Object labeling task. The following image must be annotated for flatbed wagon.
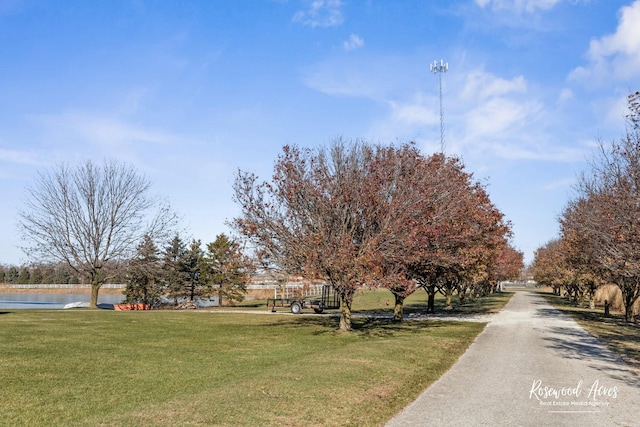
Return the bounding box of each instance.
[267,285,340,314]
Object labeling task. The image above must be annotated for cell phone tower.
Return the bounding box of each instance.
[430,59,448,152]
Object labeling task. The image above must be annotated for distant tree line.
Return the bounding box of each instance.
[0,262,85,285]
[233,139,524,331]
[533,92,640,322]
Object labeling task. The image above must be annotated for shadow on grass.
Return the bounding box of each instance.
[234,290,512,319]
[260,314,463,339]
[350,316,445,338]
[355,291,512,317]
[231,301,266,308]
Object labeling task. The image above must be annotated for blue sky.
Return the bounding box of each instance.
[1,0,640,266]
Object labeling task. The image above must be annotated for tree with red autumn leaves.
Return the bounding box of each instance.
[533,239,565,296]
[233,140,380,331]
[395,153,516,314]
[434,175,512,308]
[233,139,514,329]
[358,147,460,320]
[556,93,640,320]
[490,244,525,292]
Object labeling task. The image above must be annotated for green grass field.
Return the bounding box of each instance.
[0,290,511,426]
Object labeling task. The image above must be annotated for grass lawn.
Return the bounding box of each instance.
[0,290,511,427]
[539,292,640,371]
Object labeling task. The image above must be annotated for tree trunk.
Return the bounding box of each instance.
[445,290,453,309]
[90,283,100,308]
[425,285,435,313]
[458,289,466,305]
[623,293,635,322]
[576,288,585,306]
[619,278,640,322]
[339,296,352,332]
[393,294,405,322]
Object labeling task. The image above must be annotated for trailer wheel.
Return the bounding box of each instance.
[313,307,324,314]
[290,302,302,314]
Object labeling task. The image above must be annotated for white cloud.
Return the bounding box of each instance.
[303,69,375,98]
[388,100,438,127]
[0,147,43,165]
[384,89,440,130]
[476,139,584,161]
[589,1,640,60]
[465,97,533,137]
[570,0,640,84]
[369,68,565,161]
[598,94,631,129]
[292,0,344,28]
[460,70,527,102]
[301,58,395,99]
[540,177,575,191]
[450,69,587,162]
[0,146,48,181]
[343,34,363,51]
[558,88,573,103]
[303,54,579,163]
[29,111,195,171]
[301,53,434,101]
[474,0,564,13]
[457,70,542,144]
[38,112,177,147]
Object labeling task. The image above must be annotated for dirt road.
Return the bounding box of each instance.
[386,291,639,426]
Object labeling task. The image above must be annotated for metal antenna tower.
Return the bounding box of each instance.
[430,59,448,152]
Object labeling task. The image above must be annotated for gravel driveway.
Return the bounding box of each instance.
[386,291,639,426]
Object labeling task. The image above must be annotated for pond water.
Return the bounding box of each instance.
[0,293,219,309]
[0,293,125,309]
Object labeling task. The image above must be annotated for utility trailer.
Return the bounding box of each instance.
[267,285,340,314]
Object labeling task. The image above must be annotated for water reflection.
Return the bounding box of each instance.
[0,293,125,309]
[0,293,219,309]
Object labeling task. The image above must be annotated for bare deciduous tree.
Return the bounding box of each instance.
[18,159,176,307]
[559,93,640,320]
